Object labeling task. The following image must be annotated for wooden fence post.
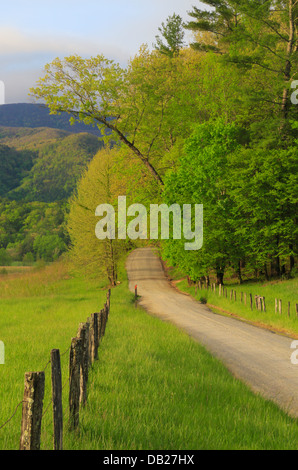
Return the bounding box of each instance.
[258,296,263,311]
[275,299,278,314]
[105,301,109,323]
[279,299,282,315]
[135,285,138,302]
[97,312,102,344]
[69,337,82,431]
[20,371,45,450]
[250,294,253,310]
[107,289,111,312]
[219,284,222,297]
[101,307,107,337]
[288,302,291,318]
[296,304,298,318]
[244,293,247,305]
[90,313,99,363]
[51,349,63,450]
[77,323,89,406]
[262,297,266,313]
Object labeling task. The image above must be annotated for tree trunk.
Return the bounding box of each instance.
[289,244,295,274]
[264,263,270,281]
[236,260,242,284]
[216,267,224,286]
[281,0,296,120]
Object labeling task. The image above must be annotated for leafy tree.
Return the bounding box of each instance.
[67,148,127,284]
[226,145,298,278]
[30,48,205,188]
[163,119,247,284]
[30,54,163,186]
[186,0,298,125]
[33,234,67,262]
[0,248,12,266]
[154,13,185,57]
[185,0,240,53]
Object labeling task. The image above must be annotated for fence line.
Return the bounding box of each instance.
[0,288,111,451]
[196,282,297,318]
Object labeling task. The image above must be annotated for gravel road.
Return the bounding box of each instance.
[126,247,298,418]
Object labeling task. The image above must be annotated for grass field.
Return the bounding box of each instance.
[0,260,298,450]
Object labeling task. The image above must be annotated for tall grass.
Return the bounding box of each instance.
[0,262,298,450]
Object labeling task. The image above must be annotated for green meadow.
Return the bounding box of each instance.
[0,261,298,450]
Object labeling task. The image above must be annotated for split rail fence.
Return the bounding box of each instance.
[195,281,298,318]
[0,289,111,451]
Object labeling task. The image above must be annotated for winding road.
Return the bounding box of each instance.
[126,247,298,418]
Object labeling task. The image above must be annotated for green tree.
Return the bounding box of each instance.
[0,248,12,266]
[186,0,298,125]
[185,0,240,53]
[154,13,185,57]
[226,145,298,278]
[67,148,127,284]
[30,47,205,188]
[33,234,66,262]
[163,119,247,284]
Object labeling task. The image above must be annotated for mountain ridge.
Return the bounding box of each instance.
[0,103,103,136]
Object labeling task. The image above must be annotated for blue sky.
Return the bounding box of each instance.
[0,1,205,103]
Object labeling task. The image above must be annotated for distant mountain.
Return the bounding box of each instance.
[0,126,71,150]
[0,126,103,202]
[0,103,103,136]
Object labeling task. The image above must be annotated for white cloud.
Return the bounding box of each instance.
[0,0,205,102]
[0,26,129,59]
[0,27,133,102]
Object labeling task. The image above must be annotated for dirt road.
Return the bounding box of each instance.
[126,247,298,418]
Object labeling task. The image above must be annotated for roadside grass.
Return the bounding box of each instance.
[0,260,298,450]
[174,277,298,338]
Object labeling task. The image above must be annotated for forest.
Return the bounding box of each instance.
[4,0,298,284]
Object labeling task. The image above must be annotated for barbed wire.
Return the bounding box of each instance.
[0,345,71,432]
[0,400,24,431]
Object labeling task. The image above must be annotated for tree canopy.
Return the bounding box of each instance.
[24,3,298,282]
